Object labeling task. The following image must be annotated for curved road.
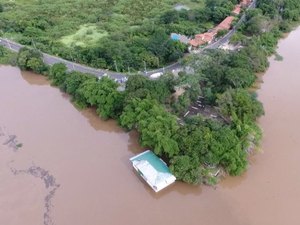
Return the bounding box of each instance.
[0,38,126,80]
[0,0,255,80]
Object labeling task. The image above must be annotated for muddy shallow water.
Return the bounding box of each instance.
[1,27,300,225]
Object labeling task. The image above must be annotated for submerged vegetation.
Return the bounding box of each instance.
[2,0,300,185]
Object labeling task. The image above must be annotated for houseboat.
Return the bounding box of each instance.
[130,150,176,192]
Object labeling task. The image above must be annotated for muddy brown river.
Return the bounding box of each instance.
[1,27,300,225]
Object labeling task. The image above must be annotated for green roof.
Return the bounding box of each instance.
[130,150,170,173]
[130,150,176,192]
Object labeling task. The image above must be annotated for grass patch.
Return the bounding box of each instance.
[60,24,108,47]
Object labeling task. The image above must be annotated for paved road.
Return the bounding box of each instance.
[0,38,126,80]
[149,0,256,73]
[0,0,256,80]
[0,37,183,79]
[0,32,235,79]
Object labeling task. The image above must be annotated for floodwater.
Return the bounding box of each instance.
[1,27,300,225]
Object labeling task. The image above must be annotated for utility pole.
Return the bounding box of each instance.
[144,61,147,75]
[6,38,12,50]
[31,38,37,49]
[114,60,119,72]
[69,53,75,70]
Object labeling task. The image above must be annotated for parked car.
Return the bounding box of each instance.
[149,72,163,79]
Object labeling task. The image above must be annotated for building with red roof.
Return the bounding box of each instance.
[188,0,250,49]
[189,31,216,48]
[232,4,242,15]
[189,38,205,48]
[195,32,215,44]
[241,0,252,7]
[215,16,235,32]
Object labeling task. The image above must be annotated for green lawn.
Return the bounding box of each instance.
[60,24,108,47]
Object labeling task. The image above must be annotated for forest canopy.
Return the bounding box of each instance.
[0,0,238,71]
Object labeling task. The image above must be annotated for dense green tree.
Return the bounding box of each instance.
[225,67,255,88]
[48,63,68,86]
[175,118,212,162]
[160,10,180,24]
[147,28,173,63]
[120,98,179,158]
[17,47,46,73]
[63,71,92,96]
[172,92,191,115]
[245,15,272,35]
[216,88,264,121]
[76,77,123,119]
[175,116,248,175]
[209,125,247,175]
[0,45,17,65]
[206,0,234,23]
[239,45,269,73]
[0,46,5,57]
[26,57,46,74]
[253,31,281,55]
[170,155,202,184]
[125,75,148,94]
[125,74,173,103]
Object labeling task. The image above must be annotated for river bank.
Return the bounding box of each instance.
[2,0,300,185]
[1,25,300,225]
[220,25,300,225]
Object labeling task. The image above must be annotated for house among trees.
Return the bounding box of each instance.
[215,16,235,32]
[189,32,216,48]
[232,0,253,15]
[195,32,216,44]
[241,0,252,7]
[188,0,253,49]
[189,15,235,49]
[232,4,242,15]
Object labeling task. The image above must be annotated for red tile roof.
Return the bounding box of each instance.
[241,0,252,6]
[189,0,250,48]
[195,32,215,43]
[215,16,235,31]
[232,4,241,15]
[189,38,205,47]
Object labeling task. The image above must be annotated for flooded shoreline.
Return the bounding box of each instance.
[1,26,300,225]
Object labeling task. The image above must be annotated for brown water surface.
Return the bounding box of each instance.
[1,26,300,225]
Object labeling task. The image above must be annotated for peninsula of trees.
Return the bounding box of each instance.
[1,0,300,185]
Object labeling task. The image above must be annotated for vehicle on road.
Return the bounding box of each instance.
[149,72,163,79]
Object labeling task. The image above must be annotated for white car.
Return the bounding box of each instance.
[149,72,163,79]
